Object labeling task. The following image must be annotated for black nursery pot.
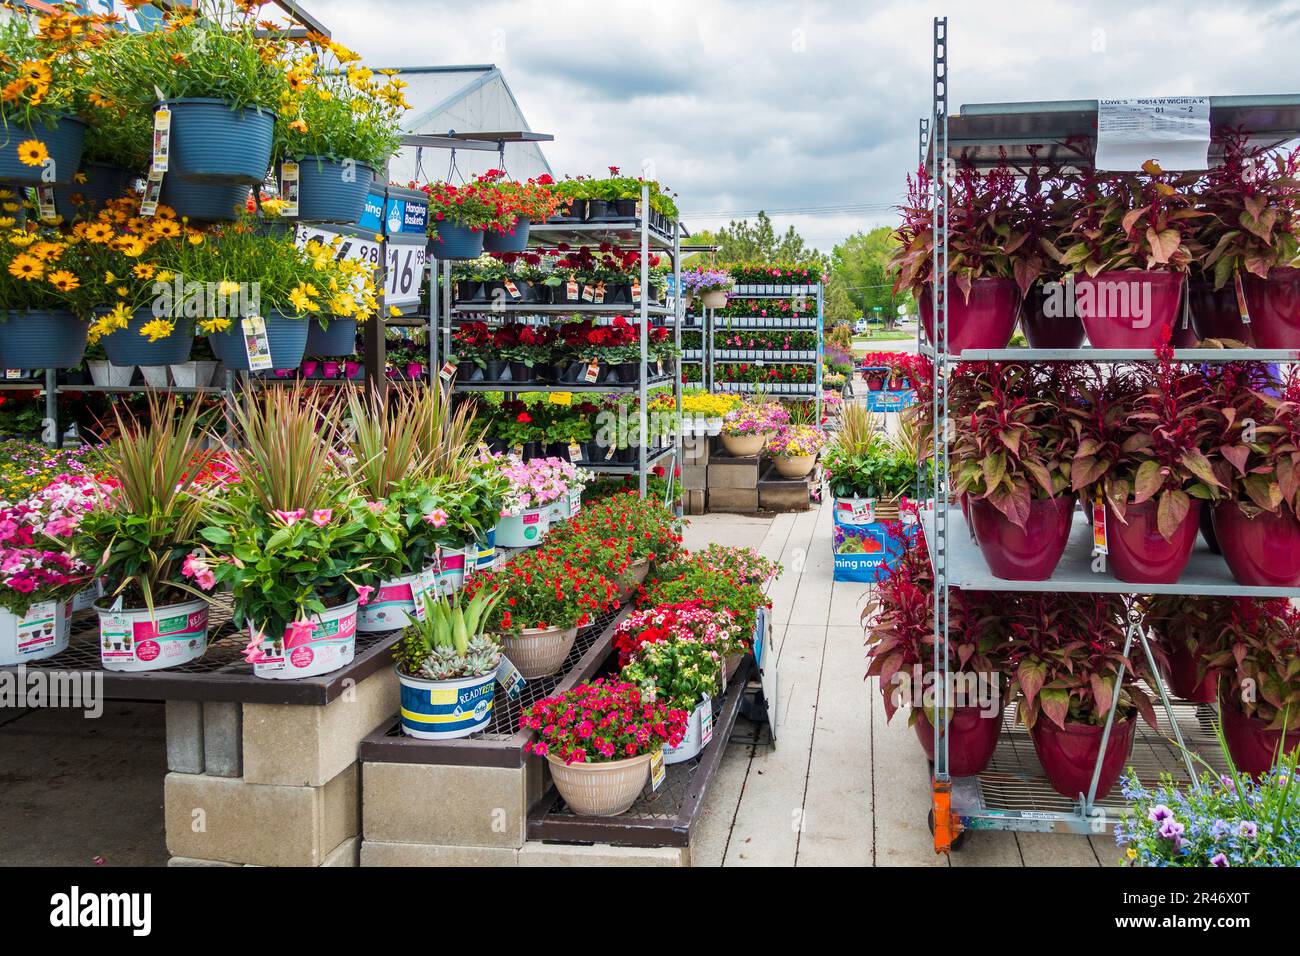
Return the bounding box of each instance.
[520,441,545,462]
[464,363,486,382]
[608,283,632,304]
[616,446,639,464]
[551,198,587,222]
[509,361,534,383]
[583,440,609,464]
[614,199,638,218]
[483,359,509,382]
[487,439,509,455]
[455,281,484,303]
[545,442,571,462]
[614,362,641,383]
[587,199,613,220]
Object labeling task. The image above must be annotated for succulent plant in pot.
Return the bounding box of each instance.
[950,362,1077,580]
[1068,361,1224,584]
[1008,592,1161,799]
[393,589,505,739]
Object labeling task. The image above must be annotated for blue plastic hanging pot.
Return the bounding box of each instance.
[207,312,308,370]
[482,218,531,253]
[0,311,89,368]
[165,99,274,185]
[428,221,484,260]
[54,162,136,221]
[285,156,374,224]
[161,177,251,222]
[305,317,357,357]
[0,115,86,186]
[100,311,194,367]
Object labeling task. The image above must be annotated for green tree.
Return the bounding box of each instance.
[685,211,827,272]
[827,226,911,329]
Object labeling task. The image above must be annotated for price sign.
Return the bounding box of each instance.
[295,226,427,310]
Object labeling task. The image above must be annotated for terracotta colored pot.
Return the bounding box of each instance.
[913,705,1002,777]
[501,625,578,678]
[1189,279,1253,345]
[1162,639,1216,704]
[968,494,1075,581]
[918,277,1019,353]
[774,453,816,479]
[1075,271,1184,349]
[1105,497,1200,585]
[1240,267,1300,349]
[546,751,650,816]
[1213,500,1300,588]
[1220,693,1300,777]
[1029,715,1136,799]
[721,432,764,457]
[1019,285,1086,348]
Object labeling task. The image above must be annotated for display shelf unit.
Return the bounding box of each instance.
[431,184,684,503]
[912,17,1300,853]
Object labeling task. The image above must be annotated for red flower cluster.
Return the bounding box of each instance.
[520,678,688,764]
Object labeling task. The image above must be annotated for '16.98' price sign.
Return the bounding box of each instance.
[294,226,427,310]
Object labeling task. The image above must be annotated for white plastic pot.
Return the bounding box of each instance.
[496,506,551,548]
[834,496,877,527]
[705,417,723,436]
[250,599,358,680]
[95,597,209,672]
[356,565,435,633]
[87,360,134,387]
[0,599,73,665]
[663,696,713,765]
[546,487,583,524]
[397,666,498,739]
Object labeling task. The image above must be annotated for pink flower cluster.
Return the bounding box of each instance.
[181,551,216,591]
[720,401,790,438]
[0,547,89,597]
[495,454,586,515]
[0,473,110,546]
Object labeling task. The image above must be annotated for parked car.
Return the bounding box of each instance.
[853,319,869,335]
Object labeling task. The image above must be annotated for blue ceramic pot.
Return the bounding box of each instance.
[207,312,308,370]
[100,312,194,367]
[428,221,484,260]
[54,162,137,220]
[482,218,531,253]
[161,177,251,222]
[0,115,86,186]
[286,156,374,224]
[305,317,357,357]
[165,98,274,185]
[0,311,88,368]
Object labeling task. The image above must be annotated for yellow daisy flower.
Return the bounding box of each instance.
[47,269,79,292]
[8,254,44,280]
[16,140,49,167]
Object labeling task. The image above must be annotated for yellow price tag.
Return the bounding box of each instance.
[549,391,573,406]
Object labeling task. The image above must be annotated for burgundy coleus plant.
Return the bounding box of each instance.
[1068,360,1224,540]
[1208,363,1300,515]
[949,362,1075,528]
[1006,592,1160,730]
[1201,598,1300,729]
[862,527,1006,725]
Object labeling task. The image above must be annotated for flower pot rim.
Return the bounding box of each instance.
[514,624,578,637]
[287,154,376,173]
[93,594,207,615]
[545,750,653,771]
[395,666,497,689]
[12,112,86,131]
[159,97,277,117]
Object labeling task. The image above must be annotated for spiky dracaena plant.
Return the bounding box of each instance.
[74,394,217,612]
[405,380,487,482]
[345,384,430,500]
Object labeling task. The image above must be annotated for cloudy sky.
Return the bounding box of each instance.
[310,0,1300,253]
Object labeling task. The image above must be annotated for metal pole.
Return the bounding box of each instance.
[815,281,824,420]
[673,216,683,516]
[43,368,58,449]
[638,184,650,498]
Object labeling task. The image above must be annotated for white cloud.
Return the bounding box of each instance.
[309,0,1300,252]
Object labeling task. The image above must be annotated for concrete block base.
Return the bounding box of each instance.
[708,487,759,513]
[359,839,690,867]
[707,453,759,491]
[362,759,530,849]
[684,489,706,515]
[758,468,813,512]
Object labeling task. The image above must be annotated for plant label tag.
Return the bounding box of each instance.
[1092,496,1108,554]
[699,694,714,746]
[568,488,582,515]
[280,161,300,217]
[140,168,164,217]
[4,369,19,380]
[495,654,526,699]
[631,279,641,303]
[1095,97,1211,171]
[649,747,666,791]
[439,360,457,383]
[151,105,171,173]
[503,278,521,299]
[412,569,437,619]
[16,601,57,656]
[566,280,579,301]
[581,283,595,302]
[240,315,274,371]
[635,200,643,219]
[35,185,55,221]
[584,359,600,383]
[852,498,874,521]
[593,281,606,304]
[1234,272,1251,324]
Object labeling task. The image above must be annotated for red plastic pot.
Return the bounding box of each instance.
[913,705,1002,777]
[1240,267,1300,349]
[1019,283,1086,348]
[968,494,1075,581]
[1169,318,1199,348]
[866,375,884,391]
[1030,714,1136,799]
[918,277,1019,353]
[1105,497,1200,585]
[1189,279,1254,345]
[1220,693,1300,777]
[1162,640,1216,704]
[1075,271,1184,349]
[1212,501,1300,588]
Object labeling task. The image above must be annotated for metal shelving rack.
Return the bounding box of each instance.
[704,281,824,419]
[917,16,1300,851]
[431,184,684,503]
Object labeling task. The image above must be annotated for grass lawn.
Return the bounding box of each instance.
[852,331,913,343]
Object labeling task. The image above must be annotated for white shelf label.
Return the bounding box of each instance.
[1095,97,1211,171]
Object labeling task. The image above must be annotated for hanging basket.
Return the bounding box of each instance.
[161,177,252,222]
[54,162,136,221]
[100,312,195,367]
[428,221,485,260]
[207,312,308,371]
[482,217,531,253]
[283,156,374,224]
[304,317,357,357]
[165,98,275,185]
[0,310,89,369]
[0,115,86,186]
